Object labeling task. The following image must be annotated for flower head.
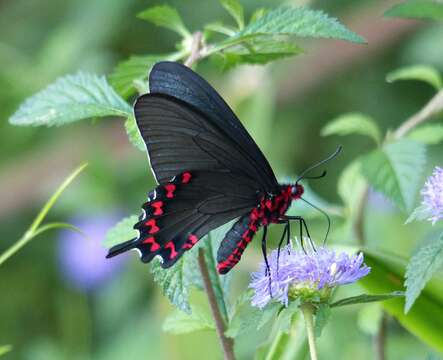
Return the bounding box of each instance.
[421,166,443,225]
[250,242,370,308]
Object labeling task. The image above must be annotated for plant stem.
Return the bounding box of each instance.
[394,89,443,139]
[184,31,203,67]
[374,313,387,360]
[300,303,318,360]
[0,163,87,266]
[198,249,236,360]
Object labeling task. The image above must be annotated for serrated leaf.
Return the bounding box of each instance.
[202,224,235,322]
[138,5,190,37]
[321,112,381,144]
[405,204,431,224]
[407,124,443,144]
[314,304,330,337]
[125,116,145,151]
[386,64,442,90]
[385,0,443,21]
[103,215,139,248]
[330,292,404,307]
[225,295,281,338]
[204,22,236,37]
[151,247,201,314]
[405,232,443,313]
[231,6,365,44]
[220,0,244,29]
[218,39,302,70]
[162,304,215,334]
[360,139,426,212]
[360,249,443,353]
[109,55,162,98]
[9,72,131,127]
[277,300,300,333]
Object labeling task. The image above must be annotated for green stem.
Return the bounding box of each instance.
[0,163,87,266]
[300,303,318,360]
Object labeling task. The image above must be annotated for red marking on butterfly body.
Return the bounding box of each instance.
[143,236,161,252]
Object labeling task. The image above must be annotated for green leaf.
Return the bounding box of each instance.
[150,248,201,314]
[359,249,443,353]
[225,294,281,338]
[330,292,404,307]
[249,8,267,23]
[103,215,139,249]
[0,345,12,357]
[232,6,365,44]
[321,112,381,144]
[386,64,442,90]
[109,55,161,98]
[138,5,190,37]
[314,304,330,337]
[125,116,145,151]
[9,72,131,127]
[405,204,431,224]
[220,0,244,29]
[202,224,235,322]
[277,300,300,333]
[405,232,443,313]
[217,38,302,69]
[360,139,426,212]
[407,124,443,144]
[385,0,443,21]
[162,304,215,334]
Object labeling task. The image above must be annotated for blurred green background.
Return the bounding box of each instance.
[1,0,443,359]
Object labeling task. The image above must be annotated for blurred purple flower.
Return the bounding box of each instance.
[58,213,127,292]
[250,243,370,308]
[421,166,443,225]
[368,188,395,212]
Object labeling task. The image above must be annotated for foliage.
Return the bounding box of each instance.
[404,232,443,313]
[386,64,442,90]
[385,0,443,21]
[9,73,131,127]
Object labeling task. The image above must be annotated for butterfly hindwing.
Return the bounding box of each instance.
[108,171,259,268]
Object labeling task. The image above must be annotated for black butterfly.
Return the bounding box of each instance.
[107,61,338,274]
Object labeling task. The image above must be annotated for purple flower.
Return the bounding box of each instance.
[421,166,443,225]
[58,213,127,292]
[250,243,370,308]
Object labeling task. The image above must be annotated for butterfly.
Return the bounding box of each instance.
[106,61,339,274]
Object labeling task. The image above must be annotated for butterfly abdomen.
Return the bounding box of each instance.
[217,212,261,274]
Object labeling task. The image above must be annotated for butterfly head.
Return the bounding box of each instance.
[291,184,304,200]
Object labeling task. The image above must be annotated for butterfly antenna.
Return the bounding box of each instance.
[300,197,331,245]
[296,146,342,184]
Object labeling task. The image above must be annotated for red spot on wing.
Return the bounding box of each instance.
[164,241,178,259]
[143,236,160,252]
[145,219,160,234]
[182,234,199,250]
[164,184,176,198]
[181,172,192,184]
[151,201,164,215]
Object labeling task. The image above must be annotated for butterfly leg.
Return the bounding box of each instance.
[276,221,289,274]
[261,226,272,296]
[284,216,316,252]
